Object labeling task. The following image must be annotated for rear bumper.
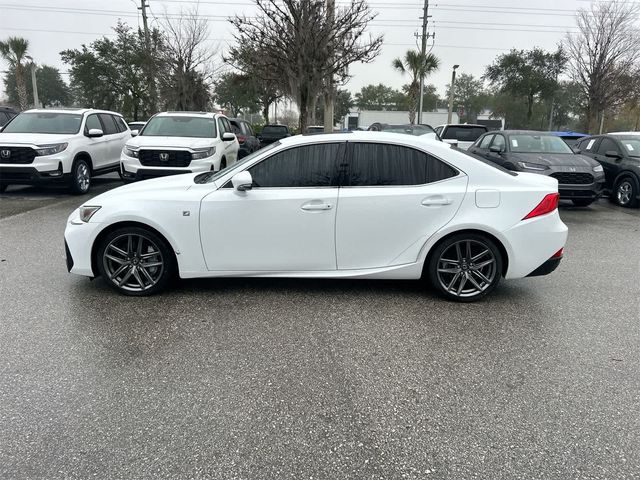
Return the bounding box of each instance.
[526,256,562,277]
[0,165,69,185]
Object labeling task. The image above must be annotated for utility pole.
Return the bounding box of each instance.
[417,0,432,125]
[324,0,335,133]
[447,64,459,124]
[139,0,157,116]
[30,62,39,108]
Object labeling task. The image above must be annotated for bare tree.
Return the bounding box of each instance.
[229,0,382,131]
[565,1,640,133]
[160,8,222,110]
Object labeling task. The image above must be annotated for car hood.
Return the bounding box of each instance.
[506,152,598,167]
[90,173,200,204]
[127,136,215,149]
[0,132,77,145]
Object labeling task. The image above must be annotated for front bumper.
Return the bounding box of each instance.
[121,155,212,181]
[558,181,605,200]
[65,210,105,277]
[0,164,69,185]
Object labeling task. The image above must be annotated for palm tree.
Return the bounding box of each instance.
[0,37,30,110]
[392,50,440,124]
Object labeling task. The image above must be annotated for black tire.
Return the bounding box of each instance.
[69,158,91,195]
[0,183,7,193]
[427,233,503,302]
[613,175,639,208]
[572,199,594,207]
[219,157,227,171]
[96,226,176,296]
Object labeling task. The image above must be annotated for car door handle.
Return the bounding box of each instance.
[301,203,333,211]
[422,197,452,206]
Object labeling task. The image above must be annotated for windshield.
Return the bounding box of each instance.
[508,134,573,154]
[194,142,281,184]
[619,137,640,157]
[442,126,487,142]
[383,125,435,136]
[263,126,288,134]
[141,116,217,138]
[2,112,82,134]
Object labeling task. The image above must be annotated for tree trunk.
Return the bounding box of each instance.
[15,65,28,111]
[408,83,418,124]
[262,99,270,124]
[526,93,534,126]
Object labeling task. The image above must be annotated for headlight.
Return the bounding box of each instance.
[593,165,603,173]
[192,147,215,160]
[35,143,68,156]
[517,161,548,171]
[123,146,139,158]
[79,205,101,222]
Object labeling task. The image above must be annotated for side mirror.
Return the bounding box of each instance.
[231,171,253,191]
[131,129,139,137]
[87,128,104,138]
[605,150,621,159]
[222,132,236,142]
[489,145,503,154]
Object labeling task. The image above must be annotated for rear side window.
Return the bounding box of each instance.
[442,126,487,142]
[249,143,342,188]
[98,114,118,135]
[345,143,457,187]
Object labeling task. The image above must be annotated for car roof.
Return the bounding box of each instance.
[22,108,124,116]
[548,131,587,137]
[439,124,487,128]
[499,130,559,136]
[608,131,640,136]
[154,111,219,118]
[279,130,447,147]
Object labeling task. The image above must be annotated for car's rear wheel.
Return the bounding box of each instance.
[572,199,593,207]
[427,233,502,302]
[614,176,639,208]
[70,158,91,195]
[0,183,7,193]
[96,227,176,296]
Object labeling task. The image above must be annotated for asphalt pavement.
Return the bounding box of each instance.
[1,180,639,479]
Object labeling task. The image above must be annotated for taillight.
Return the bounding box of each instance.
[551,247,564,259]
[237,135,246,144]
[523,193,559,220]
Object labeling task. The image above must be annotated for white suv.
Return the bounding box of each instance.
[121,111,239,181]
[0,108,131,194]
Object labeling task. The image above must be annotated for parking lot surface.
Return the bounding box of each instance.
[1,182,639,479]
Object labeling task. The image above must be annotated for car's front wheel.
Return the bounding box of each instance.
[614,176,639,208]
[70,158,91,195]
[427,233,503,302]
[96,227,176,296]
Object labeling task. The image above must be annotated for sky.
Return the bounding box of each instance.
[0,0,607,100]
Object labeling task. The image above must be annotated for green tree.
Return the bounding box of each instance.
[4,65,71,107]
[355,84,405,110]
[214,72,259,117]
[420,84,440,112]
[315,89,354,124]
[392,50,440,124]
[484,47,566,127]
[445,73,487,122]
[0,37,30,110]
[61,22,164,120]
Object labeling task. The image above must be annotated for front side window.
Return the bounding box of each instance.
[596,137,619,155]
[3,112,82,135]
[218,118,228,135]
[508,134,573,154]
[248,143,342,188]
[478,134,494,149]
[617,137,640,158]
[491,135,506,151]
[85,114,102,132]
[345,142,457,187]
[141,116,217,138]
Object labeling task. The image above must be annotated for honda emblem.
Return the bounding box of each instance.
[0,149,10,159]
[159,153,169,162]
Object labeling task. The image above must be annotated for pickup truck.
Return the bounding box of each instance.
[258,124,291,146]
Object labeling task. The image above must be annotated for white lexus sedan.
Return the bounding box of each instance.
[65,132,568,302]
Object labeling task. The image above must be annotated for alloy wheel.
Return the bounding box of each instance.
[436,239,498,298]
[76,162,90,192]
[102,233,165,292]
[617,180,633,206]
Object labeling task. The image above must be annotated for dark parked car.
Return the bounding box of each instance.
[127,121,146,134]
[229,118,260,158]
[574,133,640,208]
[434,124,489,150]
[258,124,291,146]
[0,106,18,127]
[549,131,587,148]
[469,130,605,206]
[367,123,440,140]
